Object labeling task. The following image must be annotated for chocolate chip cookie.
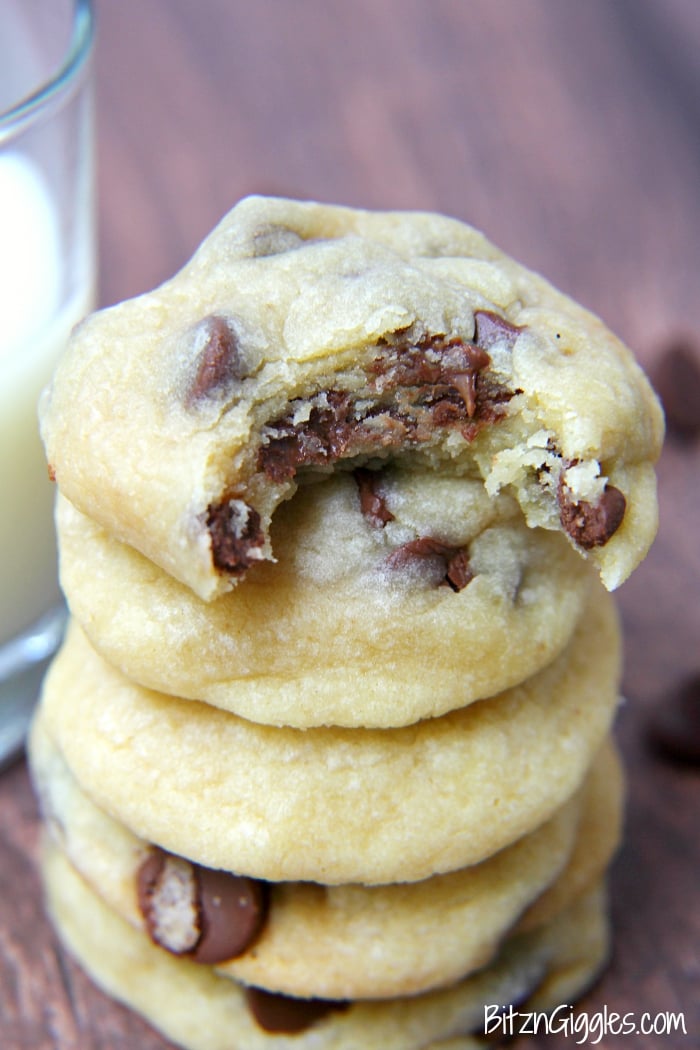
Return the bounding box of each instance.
[37,583,620,886]
[41,838,610,1050]
[55,469,594,728]
[40,197,663,602]
[31,718,620,999]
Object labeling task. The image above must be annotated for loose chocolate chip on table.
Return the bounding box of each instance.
[647,674,700,765]
[653,338,700,439]
[137,848,268,963]
[558,481,626,549]
[245,986,348,1034]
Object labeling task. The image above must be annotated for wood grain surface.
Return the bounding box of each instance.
[1,1,698,1047]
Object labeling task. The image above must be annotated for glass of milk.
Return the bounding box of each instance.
[0,0,95,768]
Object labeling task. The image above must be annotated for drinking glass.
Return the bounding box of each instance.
[0,0,95,768]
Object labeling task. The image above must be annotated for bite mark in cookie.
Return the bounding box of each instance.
[207,323,518,580]
[256,332,512,486]
[188,307,629,587]
[40,198,663,599]
[137,848,268,964]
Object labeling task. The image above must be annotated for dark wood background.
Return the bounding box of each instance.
[1,1,698,1047]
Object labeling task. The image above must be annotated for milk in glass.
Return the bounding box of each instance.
[0,153,90,646]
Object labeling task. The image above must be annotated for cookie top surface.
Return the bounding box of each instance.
[32,718,617,998]
[56,468,594,727]
[38,585,620,885]
[41,196,663,600]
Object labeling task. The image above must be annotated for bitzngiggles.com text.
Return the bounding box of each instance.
[483,1003,688,1044]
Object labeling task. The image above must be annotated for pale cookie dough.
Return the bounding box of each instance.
[520,887,611,1016]
[517,736,624,933]
[41,840,610,1050]
[40,196,663,602]
[37,586,620,885]
[31,722,619,998]
[55,469,594,728]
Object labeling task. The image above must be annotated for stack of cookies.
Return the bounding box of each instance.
[30,197,663,1050]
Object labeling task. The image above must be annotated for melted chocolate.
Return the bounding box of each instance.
[192,867,269,964]
[558,481,626,549]
[387,536,474,592]
[186,315,248,404]
[473,310,523,350]
[137,848,268,964]
[212,318,520,576]
[257,334,512,484]
[353,467,394,527]
[245,987,348,1034]
[207,499,265,575]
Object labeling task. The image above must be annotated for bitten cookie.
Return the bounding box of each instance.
[55,468,594,728]
[41,197,663,602]
[41,839,610,1050]
[37,583,620,885]
[31,720,620,998]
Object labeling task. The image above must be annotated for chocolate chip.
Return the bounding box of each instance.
[245,987,348,1034]
[186,315,248,405]
[558,481,626,549]
[249,223,306,257]
[257,336,510,483]
[654,338,700,440]
[443,548,474,592]
[191,867,269,965]
[387,537,474,592]
[372,336,490,400]
[353,467,394,527]
[207,498,265,576]
[137,849,268,963]
[473,310,522,350]
[258,392,359,483]
[137,850,200,955]
[647,674,700,765]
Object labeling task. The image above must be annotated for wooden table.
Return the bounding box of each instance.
[1,1,698,1046]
